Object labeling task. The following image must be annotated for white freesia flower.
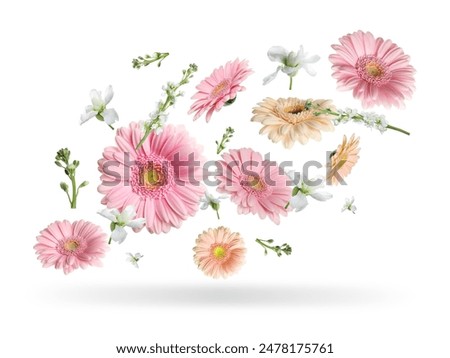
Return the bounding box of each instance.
[80,85,119,126]
[286,171,332,212]
[98,205,146,244]
[126,253,143,268]
[263,45,320,89]
[342,197,357,214]
[200,191,227,219]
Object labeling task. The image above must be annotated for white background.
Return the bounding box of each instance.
[0,0,448,357]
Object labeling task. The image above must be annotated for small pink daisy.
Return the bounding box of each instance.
[193,226,246,279]
[329,30,415,108]
[98,123,205,234]
[34,220,108,275]
[188,58,253,122]
[216,148,291,224]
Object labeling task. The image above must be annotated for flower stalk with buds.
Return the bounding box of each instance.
[55,148,88,209]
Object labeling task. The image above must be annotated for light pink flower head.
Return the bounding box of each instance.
[189,58,253,122]
[329,30,415,108]
[193,226,246,279]
[34,220,108,275]
[98,123,205,234]
[216,148,291,224]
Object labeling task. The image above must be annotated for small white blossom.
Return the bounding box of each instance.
[126,253,143,268]
[286,171,332,212]
[80,85,119,126]
[98,205,146,244]
[200,190,227,219]
[263,45,320,87]
[342,197,357,214]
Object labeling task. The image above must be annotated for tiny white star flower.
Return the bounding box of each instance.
[200,191,227,219]
[126,253,143,268]
[286,171,332,212]
[342,197,357,214]
[80,85,119,126]
[98,205,146,244]
[263,45,320,87]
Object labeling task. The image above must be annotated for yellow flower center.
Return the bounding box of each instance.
[211,80,230,98]
[366,61,383,77]
[64,240,79,252]
[213,246,227,260]
[142,168,163,190]
[248,175,264,191]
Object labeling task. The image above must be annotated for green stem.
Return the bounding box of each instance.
[289,77,293,90]
[136,130,150,150]
[108,236,112,245]
[70,175,77,209]
[285,202,290,209]
[256,238,272,251]
[386,124,410,136]
[108,124,114,130]
[216,210,220,220]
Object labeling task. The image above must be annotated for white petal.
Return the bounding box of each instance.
[118,205,136,223]
[80,111,97,125]
[135,253,143,259]
[90,89,103,108]
[126,218,146,229]
[200,202,209,210]
[262,67,281,85]
[310,191,333,201]
[290,194,308,212]
[267,46,288,62]
[281,66,298,76]
[98,208,118,221]
[111,226,127,244]
[85,105,94,112]
[303,54,320,64]
[104,85,114,105]
[302,64,317,76]
[102,108,119,125]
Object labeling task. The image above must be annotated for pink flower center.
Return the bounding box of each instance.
[57,237,86,255]
[131,154,174,199]
[356,56,391,86]
[240,175,272,197]
[210,79,230,99]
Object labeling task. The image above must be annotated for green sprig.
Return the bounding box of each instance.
[215,127,235,154]
[255,238,292,257]
[136,63,198,150]
[132,52,169,69]
[55,148,88,209]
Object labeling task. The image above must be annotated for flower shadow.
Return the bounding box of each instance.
[50,283,396,308]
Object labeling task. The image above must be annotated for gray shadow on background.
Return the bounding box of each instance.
[43,283,399,307]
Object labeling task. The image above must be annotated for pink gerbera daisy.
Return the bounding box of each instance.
[188,58,253,122]
[34,220,108,274]
[98,123,205,234]
[329,30,415,108]
[216,148,291,224]
[193,226,246,279]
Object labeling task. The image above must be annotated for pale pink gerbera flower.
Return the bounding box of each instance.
[193,227,246,279]
[188,59,253,122]
[34,220,108,274]
[329,30,415,108]
[216,148,291,224]
[98,123,205,234]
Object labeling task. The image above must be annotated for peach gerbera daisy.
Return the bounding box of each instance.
[329,30,415,108]
[251,98,334,148]
[188,58,253,122]
[193,227,246,279]
[327,134,360,186]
